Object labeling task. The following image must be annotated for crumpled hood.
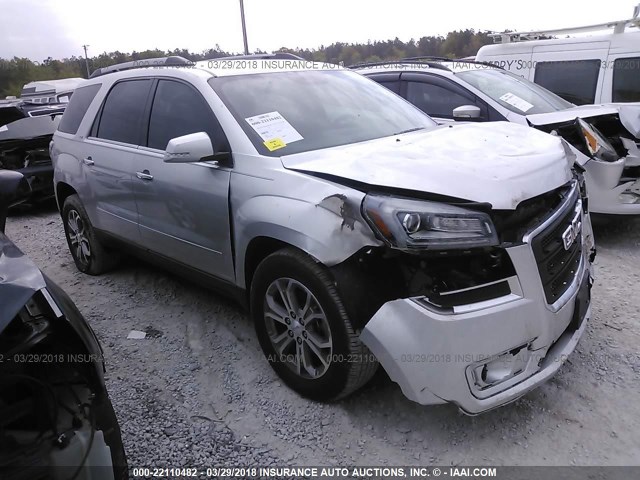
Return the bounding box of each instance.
[0,232,46,331]
[526,105,620,127]
[282,122,571,210]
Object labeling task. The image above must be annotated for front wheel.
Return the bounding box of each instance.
[250,248,378,401]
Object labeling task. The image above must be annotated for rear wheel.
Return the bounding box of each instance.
[62,195,119,275]
[250,248,378,401]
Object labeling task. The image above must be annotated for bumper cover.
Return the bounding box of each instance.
[361,197,594,414]
[585,156,640,215]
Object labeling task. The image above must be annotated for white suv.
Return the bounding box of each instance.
[358,58,640,214]
[51,55,594,414]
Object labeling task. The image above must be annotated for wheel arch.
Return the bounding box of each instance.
[55,181,78,214]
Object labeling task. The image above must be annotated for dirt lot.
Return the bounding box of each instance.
[6,203,640,468]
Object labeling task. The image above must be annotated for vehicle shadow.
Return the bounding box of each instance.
[8,197,59,218]
[339,363,569,458]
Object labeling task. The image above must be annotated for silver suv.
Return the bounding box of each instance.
[51,55,595,414]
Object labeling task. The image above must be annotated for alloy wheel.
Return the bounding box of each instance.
[263,277,333,379]
[67,209,91,268]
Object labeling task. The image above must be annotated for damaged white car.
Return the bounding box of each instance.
[357,59,640,214]
[51,56,595,414]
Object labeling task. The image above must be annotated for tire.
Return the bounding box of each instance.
[250,248,378,401]
[62,195,119,275]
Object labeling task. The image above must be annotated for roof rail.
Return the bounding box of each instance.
[220,53,305,60]
[402,56,503,69]
[490,3,640,43]
[89,56,195,79]
[350,56,502,71]
[349,59,452,71]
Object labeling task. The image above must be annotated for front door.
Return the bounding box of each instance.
[132,79,235,282]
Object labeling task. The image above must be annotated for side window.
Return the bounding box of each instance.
[534,60,600,105]
[377,81,401,95]
[96,79,152,145]
[147,80,218,150]
[613,57,640,102]
[406,82,475,119]
[58,84,101,134]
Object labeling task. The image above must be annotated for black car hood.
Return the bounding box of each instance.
[0,232,46,331]
[0,114,61,146]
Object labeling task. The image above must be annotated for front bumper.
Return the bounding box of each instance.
[585,155,640,214]
[361,192,595,415]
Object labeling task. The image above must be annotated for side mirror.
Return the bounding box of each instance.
[453,105,482,120]
[0,171,31,233]
[163,132,215,163]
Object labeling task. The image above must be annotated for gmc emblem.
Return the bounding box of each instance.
[562,210,582,250]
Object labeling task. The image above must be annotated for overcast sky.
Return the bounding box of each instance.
[0,0,636,61]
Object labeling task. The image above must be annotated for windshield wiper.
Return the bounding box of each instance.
[393,127,426,136]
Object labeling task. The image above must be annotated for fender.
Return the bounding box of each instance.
[230,167,382,289]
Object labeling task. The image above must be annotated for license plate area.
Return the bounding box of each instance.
[568,270,591,332]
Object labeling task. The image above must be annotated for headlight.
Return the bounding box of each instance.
[578,118,618,162]
[362,194,498,250]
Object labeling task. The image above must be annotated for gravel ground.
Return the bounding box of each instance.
[5,203,640,469]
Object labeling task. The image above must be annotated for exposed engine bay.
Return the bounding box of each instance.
[333,179,594,326]
[533,114,640,210]
[0,115,60,201]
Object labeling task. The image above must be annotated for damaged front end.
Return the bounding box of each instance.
[532,113,640,214]
[349,179,595,414]
[0,115,61,202]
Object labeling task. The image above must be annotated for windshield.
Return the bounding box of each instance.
[456,68,575,115]
[209,70,436,156]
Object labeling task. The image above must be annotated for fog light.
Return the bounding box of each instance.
[471,345,531,389]
[619,192,640,204]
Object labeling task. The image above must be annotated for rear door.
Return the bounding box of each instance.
[82,79,152,242]
[132,78,235,282]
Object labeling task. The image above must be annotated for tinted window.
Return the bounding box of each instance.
[96,80,152,144]
[148,80,217,150]
[58,84,101,134]
[406,82,472,118]
[613,57,640,102]
[378,81,401,95]
[534,60,600,105]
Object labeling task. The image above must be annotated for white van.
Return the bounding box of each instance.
[476,5,640,105]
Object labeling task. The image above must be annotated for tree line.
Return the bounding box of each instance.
[0,29,492,97]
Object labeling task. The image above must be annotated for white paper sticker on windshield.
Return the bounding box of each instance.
[499,93,534,113]
[245,111,303,145]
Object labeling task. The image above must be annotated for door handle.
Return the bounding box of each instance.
[136,170,154,181]
[82,156,94,166]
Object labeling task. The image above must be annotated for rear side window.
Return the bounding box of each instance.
[534,60,600,105]
[613,57,640,102]
[406,82,473,118]
[96,79,152,144]
[58,84,101,134]
[147,80,218,150]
